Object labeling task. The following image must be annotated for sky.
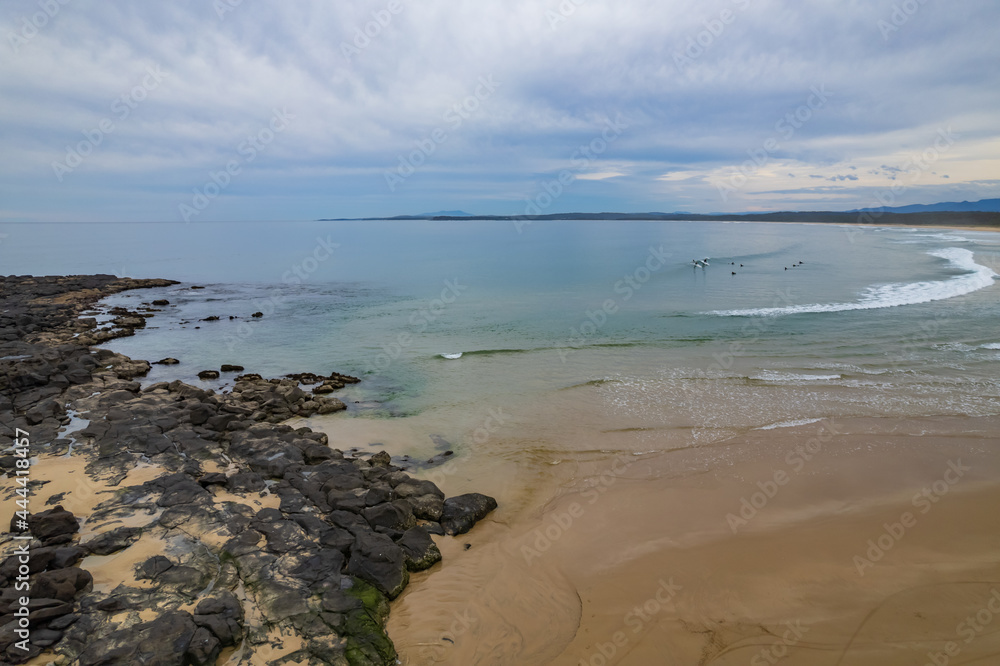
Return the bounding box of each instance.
[1,0,999,222]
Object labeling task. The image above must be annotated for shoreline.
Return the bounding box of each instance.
[0,275,495,665]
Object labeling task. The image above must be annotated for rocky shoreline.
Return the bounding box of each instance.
[0,275,497,665]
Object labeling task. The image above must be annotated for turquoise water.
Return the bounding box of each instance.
[3,220,999,455]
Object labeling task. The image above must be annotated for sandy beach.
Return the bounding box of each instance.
[374,414,1000,664]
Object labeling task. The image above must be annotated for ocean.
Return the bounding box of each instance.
[3,219,999,464]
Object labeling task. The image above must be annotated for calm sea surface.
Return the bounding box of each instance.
[3,220,999,458]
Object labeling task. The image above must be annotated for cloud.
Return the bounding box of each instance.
[0,0,998,221]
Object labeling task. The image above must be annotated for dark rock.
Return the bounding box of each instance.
[440,493,498,536]
[198,472,228,487]
[51,546,85,569]
[152,299,170,306]
[201,316,220,322]
[187,626,221,665]
[220,364,244,372]
[24,506,78,541]
[136,555,174,580]
[77,610,197,666]
[398,526,442,571]
[394,479,445,499]
[251,311,263,318]
[226,471,265,493]
[31,568,92,602]
[346,532,409,599]
[156,476,211,507]
[369,450,392,467]
[154,357,180,365]
[82,526,142,556]
[197,370,220,380]
[363,501,416,532]
[406,494,445,521]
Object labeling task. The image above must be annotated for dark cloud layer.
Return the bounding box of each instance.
[1,0,998,221]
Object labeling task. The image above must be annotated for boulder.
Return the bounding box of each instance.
[440,493,498,536]
[197,370,219,380]
[24,506,78,542]
[154,358,180,365]
[398,526,442,571]
[346,532,409,599]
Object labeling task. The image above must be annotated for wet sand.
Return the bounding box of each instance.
[373,415,1000,665]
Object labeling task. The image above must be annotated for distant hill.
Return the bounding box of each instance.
[849,198,1000,213]
[416,210,473,217]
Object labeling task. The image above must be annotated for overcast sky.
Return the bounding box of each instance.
[2,0,998,222]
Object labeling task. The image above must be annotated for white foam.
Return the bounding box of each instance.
[440,353,463,359]
[751,371,841,382]
[756,418,824,430]
[712,248,997,317]
[981,343,1000,350]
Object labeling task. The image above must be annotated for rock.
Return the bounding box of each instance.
[347,532,409,599]
[398,526,442,571]
[406,493,445,521]
[440,493,498,536]
[154,357,180,365]
[31,568,92,602]
[201,316,220,322]
[220,364,244,372]
[188,402,215,425]
[136,555,174,580]
[77,610,198,666]
[363,502,416,532]
[369,451,391,467]
[197,370,219,380]
[152,299,170,306]
[198,472,228,487]
[394,479,445,500]
[81,526,142,556]
[194,589,243,647]
[226,472,265,493]
[187,626,221,665]
[156,477,211,507]
[251,311,263,318]
[23,506,78,542]
[317,397,347,414]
